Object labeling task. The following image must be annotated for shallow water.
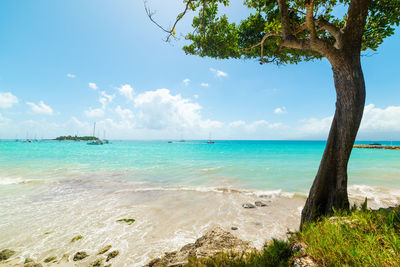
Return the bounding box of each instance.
[1,140,399,266]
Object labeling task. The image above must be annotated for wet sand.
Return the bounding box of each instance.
[1,179,399,266]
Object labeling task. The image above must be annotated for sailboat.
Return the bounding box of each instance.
[87,123,103,145]
[207,133,215,144]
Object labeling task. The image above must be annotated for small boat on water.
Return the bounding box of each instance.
[87,140,104,145]
[206,133,215,144]
[87,123,103,145]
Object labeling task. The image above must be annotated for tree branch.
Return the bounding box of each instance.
[277,0,292,39]
[277,1,313,52]
[316,18,343,49]
[293,23,308,35]
[243,32,281,63]
[306,0,317,41]
[277,0,338,61]
[280,36,311,51]
[288,7,306,16]
[144,0,193,42]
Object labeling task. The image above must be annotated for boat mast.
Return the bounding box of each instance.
[92,122,96,140]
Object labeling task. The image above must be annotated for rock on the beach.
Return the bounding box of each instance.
[71,235,83,242]
[289,242,306,254]
[24,258,34,264]
[98,245,112,255]
[24,260,43,267]
[146,226,253,266]
[24,263,43,267]
[242,203,256,209]
[87,258,103,267]
[255,201,268,207]
[43,256,57,263]
[293,256,318,267]
[73,251,89,261]
[231,226,238,230]
[106,250,119,262]
[0,249,15,261]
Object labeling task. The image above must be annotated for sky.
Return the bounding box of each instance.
[0,0,399,140]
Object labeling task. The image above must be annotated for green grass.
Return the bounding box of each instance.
[181,204,400,266]
[295,205,400,266]
[186,239,291,267]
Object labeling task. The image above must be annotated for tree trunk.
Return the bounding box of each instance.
[300,54,366,228]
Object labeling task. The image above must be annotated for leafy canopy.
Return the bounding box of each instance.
[169,0,400,65]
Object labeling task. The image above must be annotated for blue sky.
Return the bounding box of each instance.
[0,0,399,140]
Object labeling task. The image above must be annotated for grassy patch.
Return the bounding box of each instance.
[295,205,400,266]
[185,239,291,267]
[180,205,400,266]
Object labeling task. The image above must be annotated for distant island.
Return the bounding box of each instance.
[54,135,99,141]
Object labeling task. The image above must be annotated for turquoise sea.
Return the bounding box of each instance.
[1,140,400,192]
[1,140,400,266]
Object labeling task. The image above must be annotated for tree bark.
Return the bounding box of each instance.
[300,54,366,228]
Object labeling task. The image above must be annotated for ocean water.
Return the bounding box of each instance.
[1,140,400,266]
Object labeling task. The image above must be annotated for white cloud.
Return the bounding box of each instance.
[114,106,135,129]
[274,107,287,114]
[89,82,98,90]
[360,104,400,132]
[296,104,400,139]
[67,73,76,78]
[0,92,19,109]
[101,91,115,102]
[115,105,135,121]
[118,84,134,101]
[194,94,199,99]
[99,98,107,109]
[210,68,228,77]
[69,116,88,128]
[298,116,333,138]
[99,91,115,109]
[223,119,289,140]
[134,88,222,130]
[200,83,209,87]
[229,120,246,127]
[5,102,400,140]
[183,78,191,86]
[245,120,285,132]
[26,101,54,115]
[84,108,105,118]
[0,113,10,124]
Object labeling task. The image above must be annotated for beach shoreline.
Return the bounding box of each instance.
[1,178,400,266]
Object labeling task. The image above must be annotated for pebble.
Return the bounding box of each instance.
[255,201,268,207]
[242,203,256,209]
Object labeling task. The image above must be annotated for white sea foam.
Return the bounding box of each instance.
[348,184,400,208]
[113,184,297,200]
[201,166,223,172]
[0,177,45,185]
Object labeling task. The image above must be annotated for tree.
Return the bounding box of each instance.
[147,0,400,228]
